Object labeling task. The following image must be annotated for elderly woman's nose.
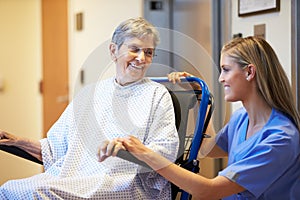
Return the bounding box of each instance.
[136,51,146,62]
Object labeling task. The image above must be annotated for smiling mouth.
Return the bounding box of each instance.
[129,63,143,70]
[224,85,230,91]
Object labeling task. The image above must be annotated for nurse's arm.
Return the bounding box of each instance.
[120,136,244,199]
[158,162,245,199]
[198,121,228,158]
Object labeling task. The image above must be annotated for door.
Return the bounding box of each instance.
[42,0,69,136]
[144,0,230,179]
[292,0,300,110]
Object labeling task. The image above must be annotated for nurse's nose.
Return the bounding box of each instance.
[218,72,224,83]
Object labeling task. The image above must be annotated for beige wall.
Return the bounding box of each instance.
[230,0,292,111]
[68,0,143,96]
[0,0,43,184]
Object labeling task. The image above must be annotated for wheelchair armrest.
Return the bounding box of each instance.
[179,159,200,174]
[116,149,151,169]
[0,145,43,165]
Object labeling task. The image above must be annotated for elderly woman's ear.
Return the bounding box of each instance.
[109,43,118,62]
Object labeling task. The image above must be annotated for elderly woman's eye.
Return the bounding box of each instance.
[129,46,140,53]
[145,49,154,57]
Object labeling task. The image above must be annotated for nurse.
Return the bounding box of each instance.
[99,36,300,199]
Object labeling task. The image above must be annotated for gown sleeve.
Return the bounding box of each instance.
[144,87,179,161]
[40,103,72,170]
[218,109,300,198]
[40,85,94,171]
[138,86,179,198]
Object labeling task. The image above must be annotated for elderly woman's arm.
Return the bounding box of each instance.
[0,130,42,161]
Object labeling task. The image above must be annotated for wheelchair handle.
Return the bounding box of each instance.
[116,149,151,169]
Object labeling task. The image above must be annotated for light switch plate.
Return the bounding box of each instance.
[76,12,83,31]
[254,24,266,39]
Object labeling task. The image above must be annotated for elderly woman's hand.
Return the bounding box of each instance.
[97,139,126,162]
[0,130,20,146]
[167,71,193,84]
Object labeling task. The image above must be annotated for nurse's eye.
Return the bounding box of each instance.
[221,67,229,73]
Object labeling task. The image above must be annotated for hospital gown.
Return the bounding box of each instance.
[0,77,179,199]
[217,107,300,200]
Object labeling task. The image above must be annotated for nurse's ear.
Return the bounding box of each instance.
[245,64,256,81]
[109,43,118,62]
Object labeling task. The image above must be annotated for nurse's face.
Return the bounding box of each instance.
[218,54,249,102]
[110,36,155,86]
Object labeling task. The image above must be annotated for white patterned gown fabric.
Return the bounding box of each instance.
[0,77,179,199]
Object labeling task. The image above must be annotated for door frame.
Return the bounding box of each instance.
[292,0,300,110]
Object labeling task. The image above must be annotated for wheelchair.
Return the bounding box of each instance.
[0,76,214,200]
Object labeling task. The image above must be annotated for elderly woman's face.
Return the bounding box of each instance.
[111,35,155,86]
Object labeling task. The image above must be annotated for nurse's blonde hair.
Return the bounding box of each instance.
[221,36,300,130]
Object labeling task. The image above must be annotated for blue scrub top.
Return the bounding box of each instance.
[216,108,300,200]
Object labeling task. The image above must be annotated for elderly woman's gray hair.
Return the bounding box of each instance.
[111,17,160,49]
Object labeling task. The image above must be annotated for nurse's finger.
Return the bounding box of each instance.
[167,72,180,84]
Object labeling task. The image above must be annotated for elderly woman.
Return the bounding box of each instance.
[100,36,300,200]
[0,17,179,199]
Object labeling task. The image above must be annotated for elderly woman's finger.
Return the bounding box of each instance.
[111,142,125,157]
[97,140,109,162]
[105,140,115,157]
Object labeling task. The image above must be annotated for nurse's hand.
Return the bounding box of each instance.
[119,136,172,171]
[168,71,202,90]
[167,71,193,84]
[119,136,153,161]
[97,139,126,162]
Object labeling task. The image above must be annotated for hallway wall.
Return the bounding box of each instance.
[230,0,291,111]
[0,0,43,185]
